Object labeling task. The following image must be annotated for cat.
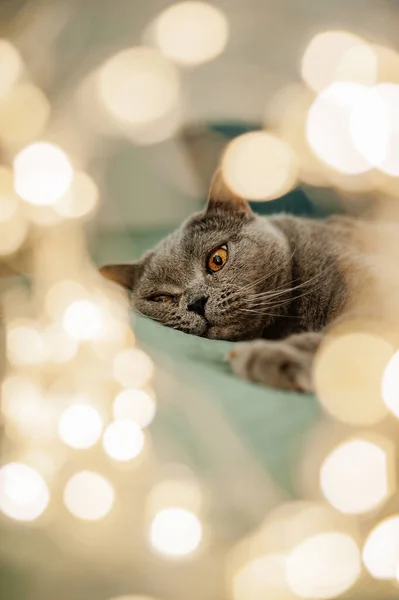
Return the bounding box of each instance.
[100,171,396,392]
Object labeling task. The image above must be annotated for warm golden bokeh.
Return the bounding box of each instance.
[149,507,203,557]
[102,419,145,462]
[0,463,50,522]
[58,404,103,449]
[313,331,393,425]
[113,348,154,388]
[113,388,156,428]
[63,471,114,521]
[362,515,399,580]
[154,1,229,66]
[221,131,298,201]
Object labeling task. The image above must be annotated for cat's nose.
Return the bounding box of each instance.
[187,295,208,317]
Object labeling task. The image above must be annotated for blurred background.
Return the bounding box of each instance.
[2,1,399,600]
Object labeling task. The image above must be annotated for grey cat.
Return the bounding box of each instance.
[100,171,389,392]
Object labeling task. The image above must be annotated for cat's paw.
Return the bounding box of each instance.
[228,339,314,392]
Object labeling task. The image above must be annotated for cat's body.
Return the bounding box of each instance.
[101,172,393,392]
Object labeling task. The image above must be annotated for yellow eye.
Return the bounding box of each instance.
[207,245,228,273]
[150,295,173,303]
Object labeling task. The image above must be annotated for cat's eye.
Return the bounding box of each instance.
[207,244,228,273]
[149,294,173,303]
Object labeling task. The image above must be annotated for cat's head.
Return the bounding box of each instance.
[100,172,291,341]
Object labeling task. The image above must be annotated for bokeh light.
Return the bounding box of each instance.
[232,554,295,600]
[0,40,22,97]
[286,532,361,599]
[306,82,374,174]
[313,331,393,425]
[382,348,399,418]
[0,463,50,521]
[41,324,79,363]
[14,142,74,205]
[149,507,203,557]
[45,280,87,319]
[320,439,392,514]
[113,388,156,428]
[1,374,43,424]
[221,131,298,201]
[154,1,229,66]
[0,84,50,148]
[102,419,145,462]
[363,515,399,580]
[54,171,99,219]
[0,211,28,256]
[0,166,19,222]
[58,404,103,449]
[113,348,154,388]
[7,322,46,366]
[301,30,377,93]
[98,47,180,127]
[63,471,114,521]
[62,300,103,341]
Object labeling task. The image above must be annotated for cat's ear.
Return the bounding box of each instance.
[205,169,253,217]
[99,263,140,290]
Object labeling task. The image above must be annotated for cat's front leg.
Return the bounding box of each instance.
[228,332,323,392]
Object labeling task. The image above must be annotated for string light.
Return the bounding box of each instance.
[0,83,50,148]
[58,404,103,449]
[14,142,74,205]
[45,280,87,319]
[154,1,229,66]
[63,471,114,521]
[0,463,50,521]
[320,439,392,514]
[149,507,203,557]
[363,515,399,580]
[221,131,298,201]
[102,419,145,462]
[113,348,154,388]
[113,388,156,428]
[6,322,46,366]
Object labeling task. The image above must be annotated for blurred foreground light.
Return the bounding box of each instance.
[314,331,393,425]
[286,532,361,599]
[1,375,43,423]
[148,478,202,515]
[54,171,99,219]
[154,1,228,66]
[0,463,49,521]
[42,324,79,363]
[98,47,179,126]
[382,349,399,418]
[301,31,377,93]
[113,348,154,388]
[149,507,202,557]
[0,40,22,97]
[307,82,374,174]
[350,83,399,177]
[58,404,103,449]
[320,439,392,514]
[63,471,114,521]
[221,132,298,201]
[363,515,399,580]
[14,142,73,205]
[62,300,103,341]
[0,84,50,148]
[232,554,295,600]
[113,388,156,428]
[102,419,145,462]
[0,166,18,222]
[7,323,46,366]
[45,280,87,319]
[0,211,28,256]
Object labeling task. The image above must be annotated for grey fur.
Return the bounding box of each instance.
[100,172,364,391]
